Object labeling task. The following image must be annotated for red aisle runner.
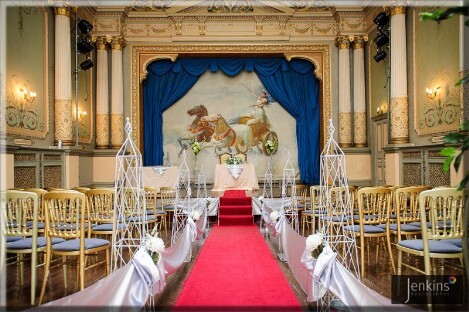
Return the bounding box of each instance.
[174,225,302,311]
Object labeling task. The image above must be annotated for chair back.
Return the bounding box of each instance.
[2,190,39,238]
[160,186,177,209]
[86,188,115,224]
[419,188,464,241]
[73,187,91,194]
[123,187,146,217]
[43,191,87,240]
[395,186,427,223]
[330,186,355,216]
[24,188,47,223]
[357,187,392,225]
[144,187,158,213]
[293,185,308,210]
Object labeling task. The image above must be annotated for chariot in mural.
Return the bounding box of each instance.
[178,104,278,157]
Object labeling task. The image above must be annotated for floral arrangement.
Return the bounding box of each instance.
[190,138,203,155]
[206,197,212,208]
[145,228,165,264]
[265,139,277,153]
[258,195,264,203]
[305,232,325,259]
[191,210,201,221]
[225,155,245,165]
[270,210,280,223]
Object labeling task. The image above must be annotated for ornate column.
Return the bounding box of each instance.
[95,37,110,149]
[353,36,367,147]
[54,7,73,145]
[337,36,352,147]
[110,37,125,148]
[460,15,469,126]
[389,6,409,144]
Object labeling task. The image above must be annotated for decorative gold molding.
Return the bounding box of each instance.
[54,99,73,145]
[140,54,179,82]
[352,36,368,49]
[111,37,125,50]
[110,113,124,148]
[339,112,352,147]
[95,37,108,50]
[390,6,406,16]
[336,36,352,50]
[354,112,367,147]
[131,44,331,148]
[390,96,409,144]
[54,7,71,17]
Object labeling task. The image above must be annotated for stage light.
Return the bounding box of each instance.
[373,12,389,27]
[80,58,93,71]
[78,19,93,34]
[374,32,389,48]
[77,39,93,54]
[374,50,387,63]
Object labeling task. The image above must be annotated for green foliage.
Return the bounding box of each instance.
[440,121,469,190]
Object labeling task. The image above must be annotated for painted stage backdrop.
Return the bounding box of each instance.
[162,71,298,183]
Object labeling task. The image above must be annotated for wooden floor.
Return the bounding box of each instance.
[4,217,467,310]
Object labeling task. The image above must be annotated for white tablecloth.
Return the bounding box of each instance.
[211,164,259,197]
[142,166,178,192]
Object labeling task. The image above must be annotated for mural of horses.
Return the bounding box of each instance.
[177,105,214,157]
[201,113,251,155]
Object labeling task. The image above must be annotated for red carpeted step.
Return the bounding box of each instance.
[220,196,251,206]
[223,190,247,197]
[175,225,302,309]
[219,205,252,215]
[219,215,254,226]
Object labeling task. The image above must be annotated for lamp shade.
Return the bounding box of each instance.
[374,50,387,63]
[80,59,93,71]
[78,19,93,34]
[374,32,389,48]
[373,12,389,27]
[77,40,93,54]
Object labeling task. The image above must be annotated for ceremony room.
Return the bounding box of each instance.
[0,0,467,310]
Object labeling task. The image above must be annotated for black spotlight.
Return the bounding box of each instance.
[77,39,93,54]
[373,12,389,27]
[78,19,93,34]
[80,58,93,71]
[374,50,387,63]
[374,32,389,48]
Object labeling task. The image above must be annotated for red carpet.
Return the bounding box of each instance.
[219,190,253,226]
[175,225,302,310]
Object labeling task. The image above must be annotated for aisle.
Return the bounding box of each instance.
[174,225,302,310]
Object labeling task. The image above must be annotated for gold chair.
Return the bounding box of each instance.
[38,191,111,304]
[24,188,47,233]
[123,187,158,237]
[160,186,177,227]
[3,190,65,305]
[346,187,395,277]
[72,187,91,194]
[219,152,247,164]
[396,188,464,311]
[320,186,355,239]
[144,186,167,234]
[86,188,126,238]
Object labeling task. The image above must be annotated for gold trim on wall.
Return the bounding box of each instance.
[131,44,331,149]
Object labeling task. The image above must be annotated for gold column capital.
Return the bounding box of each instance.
[352,36,368,49]
[111,37,126,50]
[336,36,352,50]
[93,37,109,50]
[54,7,72,16]
[389,6,406,16]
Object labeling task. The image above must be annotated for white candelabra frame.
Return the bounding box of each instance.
[112,117,147,272]
[281,149,298,232]
[259,155,274,234]
[171,150,191,246]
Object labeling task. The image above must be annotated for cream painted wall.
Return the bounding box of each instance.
[0,153,14,189]
[93,156,116,183]
[79,156,93,186]
[345,154,372,182]
[65,155,79,188]
[385,152,401,186]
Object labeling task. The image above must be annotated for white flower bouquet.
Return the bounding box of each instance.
[305,232,325,259]
[191,210,201,221]
[225,155,245,165]
[270,210,280,222]
[145,228,165,264]
[206,197,212,208]
[190,138,203,155]
[265,139,277,153]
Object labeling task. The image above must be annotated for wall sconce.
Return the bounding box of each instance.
[376,103,387,115]
[78,110,87,120]
[425,86,440,99]
[20,88,36,103]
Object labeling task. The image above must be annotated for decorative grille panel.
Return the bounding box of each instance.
[428,163,451,187]
[402,152,421,159]
[14,154,36,161]
[428,151,444,158]
[403,163,422,186]
[14,167,36,189]
[43,154,62,161]
[43,166,62,189]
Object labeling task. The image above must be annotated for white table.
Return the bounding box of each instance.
[211,163,259,197]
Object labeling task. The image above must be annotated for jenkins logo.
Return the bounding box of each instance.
[448,276,457,285]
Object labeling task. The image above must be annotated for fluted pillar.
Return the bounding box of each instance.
[54,7,73,145]
[95,38,110,149]
[337,36,352,147]
[110,37,124,148]
[353,36,367,147]
[460,15,469,126]
[389,6,409,144]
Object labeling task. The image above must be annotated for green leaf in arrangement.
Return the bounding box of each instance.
[440,147,457,157]
[444,132,464,144]
[455,75,469,86]
[454,152,463,172]
[443,156,454,172]
[461,120,469,132]
[457,173,469,191]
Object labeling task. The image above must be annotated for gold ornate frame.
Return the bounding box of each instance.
[131,44,331,148]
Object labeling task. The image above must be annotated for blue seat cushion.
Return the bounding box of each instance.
[126,215,157,222]
[408,220,452,229]
[398,239,462,253]
[7,237,66,250]
[27,221,45,230]
[92,223,126,231]
[377,223,421,232]
[52,238,110,251]
[302,210,313,215]
[163,204,175,211]
[146,210,155,215]
[297,203,305,208]
[344,225,385,233]
[445,238,462,248]
[6,236,23,243]
[353,214,380,221]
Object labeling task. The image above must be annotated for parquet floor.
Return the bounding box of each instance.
[4,216,467,311]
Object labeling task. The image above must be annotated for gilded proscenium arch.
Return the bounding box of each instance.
[131,45,331,149]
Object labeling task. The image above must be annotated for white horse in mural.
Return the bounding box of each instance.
[201,113,251,155]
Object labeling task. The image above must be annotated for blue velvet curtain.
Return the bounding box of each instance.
[143,58,320,184]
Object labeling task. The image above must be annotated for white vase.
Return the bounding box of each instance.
[227,164,243,179]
